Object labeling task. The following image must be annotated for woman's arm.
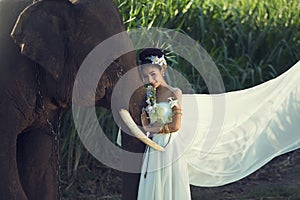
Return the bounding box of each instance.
[160,88,182,133]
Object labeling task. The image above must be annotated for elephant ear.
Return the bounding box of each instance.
[11,0,74,80]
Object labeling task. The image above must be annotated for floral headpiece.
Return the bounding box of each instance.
[145,55,167,68]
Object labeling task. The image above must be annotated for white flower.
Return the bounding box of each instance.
[146,99,151,105]
[147,55,167,67]
[168,97,178,108]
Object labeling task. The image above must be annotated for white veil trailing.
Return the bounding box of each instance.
[179,61,300,187]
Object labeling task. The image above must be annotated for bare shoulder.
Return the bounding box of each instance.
[173,87,182,97]
[167,86,182,97]
[167,86,182,105]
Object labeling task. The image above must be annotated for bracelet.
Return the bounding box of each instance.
[163,123,170,133]
[159,126,164,134]
[172,112,183,116]
[158,123,170,134]
[172,108,182,111]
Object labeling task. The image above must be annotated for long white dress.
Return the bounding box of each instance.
[137,102,192,200]
[122,61,300,199]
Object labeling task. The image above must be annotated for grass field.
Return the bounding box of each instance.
[61,0,300,199]
[120,0,299,91]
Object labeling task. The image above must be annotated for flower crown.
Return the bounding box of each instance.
[145,55,167,68]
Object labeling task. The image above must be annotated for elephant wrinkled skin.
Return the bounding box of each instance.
[0,0,145,199]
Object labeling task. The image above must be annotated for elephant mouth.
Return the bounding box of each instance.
[94,59,125,107]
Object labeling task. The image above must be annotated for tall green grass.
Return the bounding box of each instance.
[117,0,299,91]
[61,0,300,197]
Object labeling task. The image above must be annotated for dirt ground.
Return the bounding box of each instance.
[191,149,300,200]
[62,149,300,200]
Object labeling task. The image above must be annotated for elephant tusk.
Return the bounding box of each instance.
[119,109,165,152]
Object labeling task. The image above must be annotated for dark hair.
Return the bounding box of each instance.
[139,48,165,65]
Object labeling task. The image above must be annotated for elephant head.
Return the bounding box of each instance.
[10,0,163,149]
[11,0,74,80]
[10,0,137,108]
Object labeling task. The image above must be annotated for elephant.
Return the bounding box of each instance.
[0,0,147,199]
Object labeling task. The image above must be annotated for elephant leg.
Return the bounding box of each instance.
[17,128,58,200]
[121,132,145,200]
[0,128,28,200]
[122,172,141,200]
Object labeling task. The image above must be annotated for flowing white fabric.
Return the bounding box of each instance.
[182,61,300,186]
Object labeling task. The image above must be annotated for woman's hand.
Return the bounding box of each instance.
[144,122,163,133]
[141,108,163,133]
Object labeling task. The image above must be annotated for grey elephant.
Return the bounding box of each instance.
[0,0,147,199]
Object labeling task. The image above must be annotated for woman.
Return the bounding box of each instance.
[137,48,191,200]
[131,48,300,199]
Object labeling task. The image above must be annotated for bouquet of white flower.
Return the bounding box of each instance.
[145,85,178,124]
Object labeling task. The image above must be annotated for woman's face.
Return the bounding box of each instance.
[142,64,165,88]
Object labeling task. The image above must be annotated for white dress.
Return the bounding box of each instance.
[118,61,300,198]
[137,102,191,200]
